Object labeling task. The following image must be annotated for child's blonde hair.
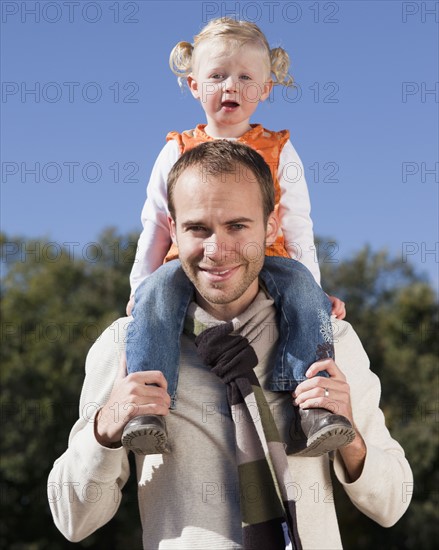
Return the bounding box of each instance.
[169,17,293,87]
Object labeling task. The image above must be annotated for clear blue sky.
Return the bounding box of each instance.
[1,0,438,291]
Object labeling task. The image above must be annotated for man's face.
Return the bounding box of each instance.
[169,166,277,320]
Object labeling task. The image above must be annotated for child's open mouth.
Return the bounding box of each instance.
[221,101,239,110]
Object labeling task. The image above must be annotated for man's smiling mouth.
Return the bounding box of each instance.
[199,265,240,281]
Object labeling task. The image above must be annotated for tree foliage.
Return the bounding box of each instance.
[1,232,437,548]
[320,244,438,549]
[1,229,142,549]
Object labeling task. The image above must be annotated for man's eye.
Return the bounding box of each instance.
[230,224,246,231]
[188,226,206,233]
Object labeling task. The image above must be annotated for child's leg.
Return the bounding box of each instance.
[260,256,355,457]
[260,256,333,393]
[126,260,194,409]
[123,260,193,455]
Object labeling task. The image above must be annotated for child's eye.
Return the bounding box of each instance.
[240,75,251,81]
[210,73,223,80]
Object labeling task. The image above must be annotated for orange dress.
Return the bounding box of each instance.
[164,124,291,263]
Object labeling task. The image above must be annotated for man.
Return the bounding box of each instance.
[48,141,412,549]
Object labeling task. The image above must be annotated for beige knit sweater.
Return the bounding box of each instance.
[48,293,412,549]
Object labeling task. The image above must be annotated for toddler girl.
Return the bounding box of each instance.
[123,17,354,457]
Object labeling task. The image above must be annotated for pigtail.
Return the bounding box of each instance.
[169,41,193,85]
[270,47,294,87]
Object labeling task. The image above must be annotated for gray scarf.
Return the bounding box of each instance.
[184,291,302,550]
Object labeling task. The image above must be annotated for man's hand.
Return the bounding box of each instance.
[94,354,171,448]
[293,358,353,421]
[328,294,346,319]
[293,358,367,481]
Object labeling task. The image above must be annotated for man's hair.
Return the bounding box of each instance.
[167,140,275,223]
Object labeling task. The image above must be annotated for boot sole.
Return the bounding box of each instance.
[295,425,356,458]
[121,425,169,455]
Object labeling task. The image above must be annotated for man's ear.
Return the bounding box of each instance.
[260,78,273,102]
[265,212,279,245]
[168,217,177,243]
[187,74,200,100]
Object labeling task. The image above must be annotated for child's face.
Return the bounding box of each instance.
[188,40,272,138]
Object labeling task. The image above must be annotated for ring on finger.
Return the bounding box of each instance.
[324,387,329,398]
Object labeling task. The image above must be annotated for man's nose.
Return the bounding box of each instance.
[203,233,237,262]
[203,233,222,261]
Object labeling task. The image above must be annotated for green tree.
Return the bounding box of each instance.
[1,233,437,548]
[1,229,142,549]
[320,244,438,549]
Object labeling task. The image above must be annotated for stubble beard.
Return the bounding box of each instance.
[180,254,264,307]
